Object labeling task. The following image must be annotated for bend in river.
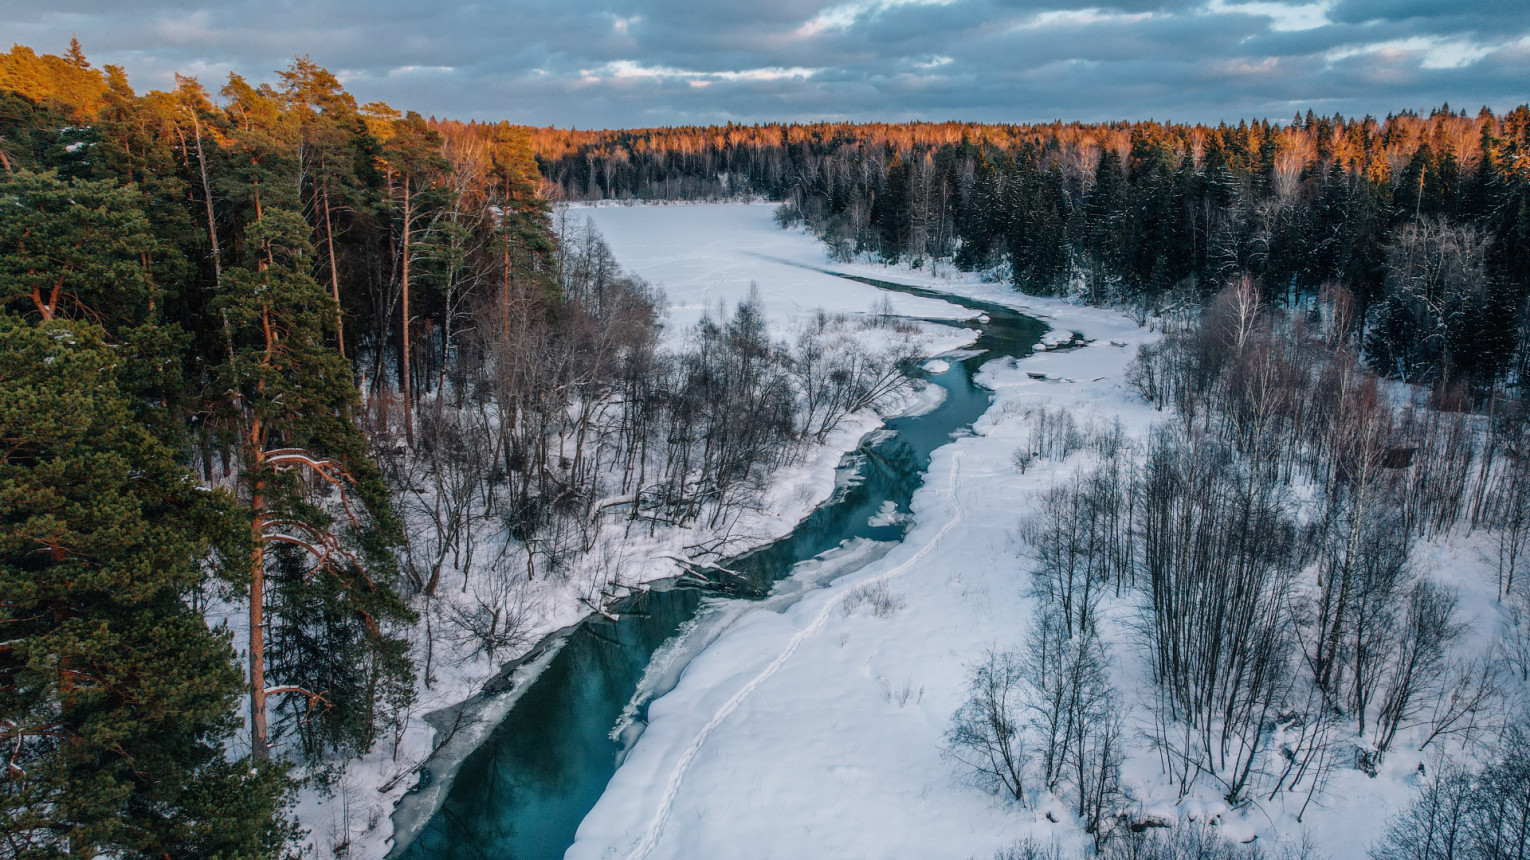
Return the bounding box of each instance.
[391,276,1046,860]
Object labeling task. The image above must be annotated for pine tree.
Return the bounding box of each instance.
[210,148,413,763]
[371,108,448,445]
[487,121,558,337]
[63,38,88,71]
[279,57,366,360]
[0,169,190,440]
[0,313,293,858]
[0,170,159,327]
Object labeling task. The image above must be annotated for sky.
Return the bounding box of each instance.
[5,0,1528,129]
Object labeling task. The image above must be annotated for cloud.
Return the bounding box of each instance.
[1325,36,1495,70]
[1,0,1525,127]
[1205,0,1333,32]
[578,60,821,83]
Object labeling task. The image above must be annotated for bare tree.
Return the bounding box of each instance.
[1371,580,1463,761]
[1137,427,1301,803]
[1491,456,1530,599]
[946,648,1030,801]
[437,560,539,664]
[1418,657,1502,754]
[1370,733,1530,860]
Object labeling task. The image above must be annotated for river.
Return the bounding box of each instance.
[392,274,1046,860]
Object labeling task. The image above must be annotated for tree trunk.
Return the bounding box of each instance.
[502,230,512,343]
[401,183,414,445]
[248,445,269,760]
[321,178,345,358]
[191,114,222,290]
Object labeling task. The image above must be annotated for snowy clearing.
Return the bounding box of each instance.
[565,202,979,341]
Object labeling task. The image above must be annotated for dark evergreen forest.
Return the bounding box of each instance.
[0,42,570,857]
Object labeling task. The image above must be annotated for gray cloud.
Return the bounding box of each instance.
[5,0,1526,127]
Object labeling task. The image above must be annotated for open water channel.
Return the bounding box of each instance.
[393,275,1046,859]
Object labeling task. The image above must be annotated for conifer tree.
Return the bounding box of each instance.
[371,108,448,444]
[0,169,189,439]
[210,137,413,762]
[487,121,558,335]
[0,313,293,858]
[279,57,365,359]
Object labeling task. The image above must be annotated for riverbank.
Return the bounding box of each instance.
[390,239,1047,858]
[566,228,1491,860]
[297,204,979,859]
[565,274,1163,860]
[381,376,968,858]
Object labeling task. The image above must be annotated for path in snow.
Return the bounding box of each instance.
[624,452,969,860]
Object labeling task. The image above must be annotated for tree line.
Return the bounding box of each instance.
[533,107,1530,393]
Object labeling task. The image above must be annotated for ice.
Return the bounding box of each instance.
[867,500,911,528]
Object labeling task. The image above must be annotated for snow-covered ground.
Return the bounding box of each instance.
[560,206,1500,860]
[301,201,1509,860]
[300,203,977,859]
[564,202,979,343]
[564,264,1171,860]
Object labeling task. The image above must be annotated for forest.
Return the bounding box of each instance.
[5,34,1530,860]
[0,43,929,857]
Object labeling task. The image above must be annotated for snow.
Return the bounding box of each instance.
[566,264,1168,860]
[894,380,947,418]
[298,203,975,859]
[286,200,1518,860]
[565,202,979,342]
[560,206,1507,860]
[867,500,913,529]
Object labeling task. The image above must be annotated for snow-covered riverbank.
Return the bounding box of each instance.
[564,209,1501,860]
[298,203,977,859]
[564,272,1171,860]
